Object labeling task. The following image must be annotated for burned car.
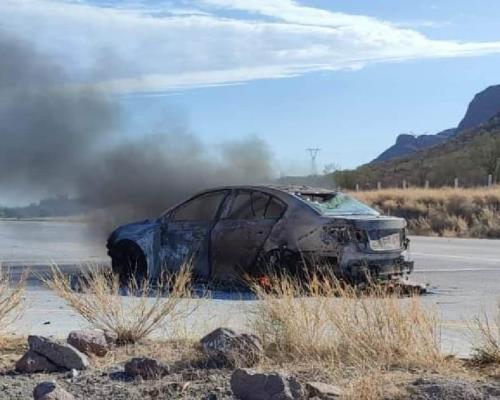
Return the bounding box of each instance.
[107,185,414,284]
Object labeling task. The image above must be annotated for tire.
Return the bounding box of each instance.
[110,241,148,285]
[257,248,303,278]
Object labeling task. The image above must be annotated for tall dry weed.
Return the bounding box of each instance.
[44,265,192,344]
[0,269,26,332]
[250,273,443,372]
[471,302,500,364]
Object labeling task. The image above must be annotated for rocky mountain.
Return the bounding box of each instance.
[373,84,500,163]
[334,112,500,189]
[457,85,500,131]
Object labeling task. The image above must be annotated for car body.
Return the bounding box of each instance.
[107,185,414,283]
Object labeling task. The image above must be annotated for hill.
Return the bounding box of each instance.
[373,84,500,162]
[334,113,500,189]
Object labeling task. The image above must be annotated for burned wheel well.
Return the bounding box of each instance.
[109,239,148,282]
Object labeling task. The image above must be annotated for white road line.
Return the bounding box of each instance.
[412,252,500,264]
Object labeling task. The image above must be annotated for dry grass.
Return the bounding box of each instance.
[0,270,26,332]
[93,338,202,370]
[471,302,500,364]
[249,273,444,375]
[352,186,500,238]
[44,264,193,344]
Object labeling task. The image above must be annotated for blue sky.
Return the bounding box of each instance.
[1,0,500,174]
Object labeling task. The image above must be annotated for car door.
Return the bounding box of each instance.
[210,189,286,281]
[160,190,229,279]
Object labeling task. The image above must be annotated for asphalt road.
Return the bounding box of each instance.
[1,220,499,355]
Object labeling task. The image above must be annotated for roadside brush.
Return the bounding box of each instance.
[44,264,192,344]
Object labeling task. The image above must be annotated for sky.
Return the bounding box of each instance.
[1,0,500,176]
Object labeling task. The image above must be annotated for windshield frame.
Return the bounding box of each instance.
[296,192,380,217]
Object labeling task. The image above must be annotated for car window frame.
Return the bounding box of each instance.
[165,190,231,223]
[224,189,287,221]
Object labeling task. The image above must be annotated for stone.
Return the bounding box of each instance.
[230,368,303,400]
[67,330,110,357]
[408,378,484,400]
[200,328,263,367]
[15,350,58,373]
[124,357,170,380]
[305,382,342,399]
[28,335,89,371]
[33,381,75,400]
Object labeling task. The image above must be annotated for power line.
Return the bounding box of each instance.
[306,148,321,176]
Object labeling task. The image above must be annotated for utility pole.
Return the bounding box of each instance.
[306,148,321,176]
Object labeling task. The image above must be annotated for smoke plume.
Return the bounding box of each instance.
[0,33,274,232]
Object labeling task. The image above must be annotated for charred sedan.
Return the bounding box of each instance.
[107,185,414,284]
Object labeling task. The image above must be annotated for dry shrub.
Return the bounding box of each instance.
[353,186,500,238]
[44,265,192,344]
[250,273,443,372]
[0,269,26,331]
[471,302,500,364]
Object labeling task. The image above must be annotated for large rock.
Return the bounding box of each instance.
[305,382,342,399]
[408,378,485,400]
[28,336,89,371]
[124,357,170,380]
[33,381,75,400]
[67,330,113,357]
[230,368,303,400]
[16,350,58,373]
[200,328,263,367]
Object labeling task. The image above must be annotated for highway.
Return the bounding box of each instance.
[1,220,499,355]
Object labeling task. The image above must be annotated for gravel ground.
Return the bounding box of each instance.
[0,365,234,400]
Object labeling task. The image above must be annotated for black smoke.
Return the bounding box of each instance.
[0,33,274,233]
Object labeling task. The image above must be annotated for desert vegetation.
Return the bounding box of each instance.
[471,302,500,364]
[352,186,500,238]
[248,273,445,396]
[44,265,193,344]
[0,270,26,332]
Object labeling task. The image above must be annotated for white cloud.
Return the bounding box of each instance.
[1,0,500,94]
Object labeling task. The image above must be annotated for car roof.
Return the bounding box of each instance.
[162,184,338,217]
[193,184,337,204]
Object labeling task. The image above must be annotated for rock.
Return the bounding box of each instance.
[103,330,118,345]
[124,357,170,380]
[65,369,79,379]
[305,382,342,399]
[33,381,75,400]
[15,350,58,373]
[28,335,89,371]
[200,328,263,367]
[408,378,484,400]
[230,368,303,400]
[67,330,110,357]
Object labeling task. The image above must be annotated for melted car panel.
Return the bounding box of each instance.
[107,185,414,283]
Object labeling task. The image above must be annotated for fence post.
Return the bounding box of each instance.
[377,182,381,190]
[488,174,493,187]
[454,178,459,189]
[355,184,359,192]
[402,180,407,190]
[425,180,430,189]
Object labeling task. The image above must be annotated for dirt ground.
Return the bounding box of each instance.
[1,338,499,400]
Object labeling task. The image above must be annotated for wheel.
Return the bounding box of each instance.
[257,248,303,278]
[110,241,148,285]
